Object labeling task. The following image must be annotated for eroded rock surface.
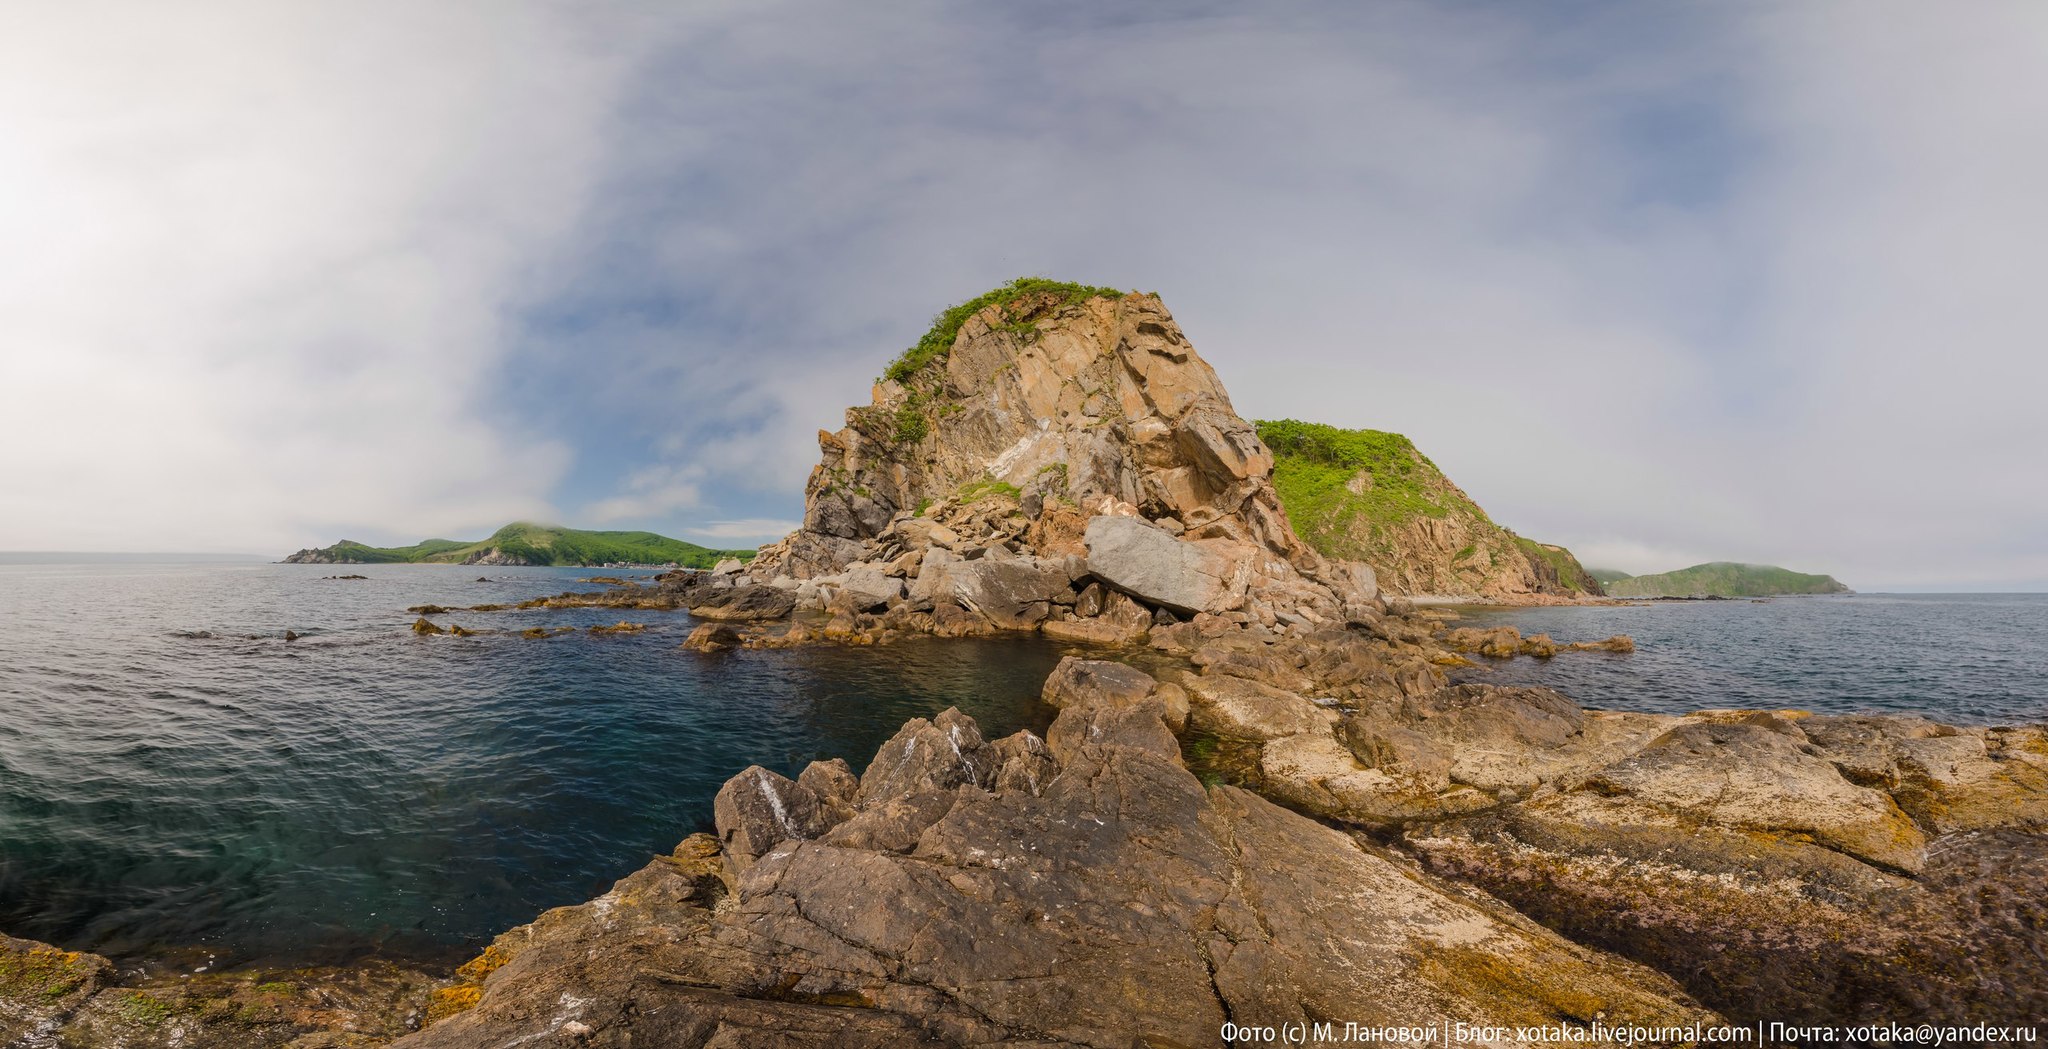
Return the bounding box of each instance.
[1404,715,2048,1027]
[399,693,1714,1048]
[0,934,439,1049]
[733,290,1381,642]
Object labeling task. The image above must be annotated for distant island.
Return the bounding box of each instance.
[1597,561,1852,598]
[280,522,755,569]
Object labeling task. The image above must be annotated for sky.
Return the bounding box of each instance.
[2,1,2043,590]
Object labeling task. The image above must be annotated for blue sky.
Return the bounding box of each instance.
[3,1,2044,589]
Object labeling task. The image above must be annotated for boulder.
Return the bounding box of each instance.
[837,562,904,612]
[1182,673,1332,741]
[713,766,834,874]
[681,622,744,653]
[855,709,987,804]
[1083,515,1253,615]
[1040,589,1152,646]
[1040,656,1157,711]
[923,556,1071,630]
[690,585,798,622]
[1585,718,1927,873]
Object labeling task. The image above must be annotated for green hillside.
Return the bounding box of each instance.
[1586,567,1635,585]
[1255,419,1602,597]
[1603,562,1851,598]
[282,522,754,568]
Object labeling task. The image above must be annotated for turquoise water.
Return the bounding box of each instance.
[1449,593,2048,726]
[0,562,1071,967]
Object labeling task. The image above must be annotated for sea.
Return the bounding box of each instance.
[1446,593,2048,725]
[0,560,1068,971]
[1,564,2043,974]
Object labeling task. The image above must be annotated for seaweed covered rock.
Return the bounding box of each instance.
[0,933,439,1049]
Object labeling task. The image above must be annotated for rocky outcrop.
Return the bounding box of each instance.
[0,934,440,1048]
[741,287,1381,642]
[397,673,1715,1048]
[1406,716,2048,1026]
[1257,420,1603,601]
[1125,616,2048,1029]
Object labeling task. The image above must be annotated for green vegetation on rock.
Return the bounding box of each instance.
[1603,562,1852,598]
[884,277,1125,384]
[1256,419,1601,597]
[1512,537,1600,594]
[956,477,1022,504]
[284,523,754,568]
[1255,420,1489,559]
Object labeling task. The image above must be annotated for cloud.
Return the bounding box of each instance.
[6,2,2043,588]
[682,519,806,544]
[580,464,705,525]
[0,3,664,551]
[525,0,2041,589]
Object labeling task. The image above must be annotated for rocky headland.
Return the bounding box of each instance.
[280,523,751,570]
[8,282,2043,1047]
[1599,562,1854,599]
[1256,420,1605,603]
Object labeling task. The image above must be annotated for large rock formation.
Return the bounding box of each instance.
[744,286,1380,640]
[1135,614,2048,1029]
[394,670,1716,1048]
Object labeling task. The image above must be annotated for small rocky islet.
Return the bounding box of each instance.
[6,283,2042,1047]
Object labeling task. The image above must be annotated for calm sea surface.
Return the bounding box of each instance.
[0,561,1070,968]
[5,568,2042,972]
[1449,593,2048,726]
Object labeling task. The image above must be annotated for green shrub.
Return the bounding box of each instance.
[884,277,1124,384]
[893,403,929,443]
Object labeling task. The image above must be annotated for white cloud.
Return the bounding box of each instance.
[580,464,705,525]
[683,519,804,544]
[5,2,2043,588]
[0,3,665,551]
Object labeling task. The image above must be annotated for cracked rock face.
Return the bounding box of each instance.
[397,687,1713,1048]
[743,291,1378,641]
[1404,714,2048,1028]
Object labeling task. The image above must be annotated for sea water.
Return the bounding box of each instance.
[0,561,1068,967]
[1448,593,2048,725]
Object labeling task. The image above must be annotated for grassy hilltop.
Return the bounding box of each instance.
[1601,562,1851,598]
[282,522,754,568]
[1255,419,1602,598]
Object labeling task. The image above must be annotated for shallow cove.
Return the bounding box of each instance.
[0,562,1070,969]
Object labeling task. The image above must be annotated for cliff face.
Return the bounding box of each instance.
[1257,420,1603,601]
[790,289,1300,561]
[748,285,1378,638]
